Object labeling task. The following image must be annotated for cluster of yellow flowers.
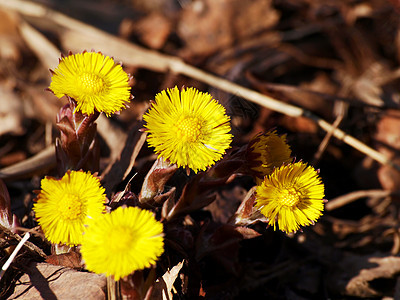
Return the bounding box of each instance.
[246,132,325,233]
[35,52,164,281]
[33,51,325,281]
[33,170,164,280]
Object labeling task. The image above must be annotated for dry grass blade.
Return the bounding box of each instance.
[326,190,397,211]
[18,20,60,70]
[0,146,56,180]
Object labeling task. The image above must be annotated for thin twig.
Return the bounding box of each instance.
[0,233,30,280]
[312,115,344,165]
[0,224,47,258]
[1,0,399,171]
[325,189,398,211]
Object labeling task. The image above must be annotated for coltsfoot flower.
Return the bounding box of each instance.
[246,131,292,183]
[49,51,131,116]
[33,170,106,246]
[143,86,232,173]
[255,162,325,234]
[81,206,164,280]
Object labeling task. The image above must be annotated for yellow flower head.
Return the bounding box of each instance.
[143,86,232,173]
[49,51,131,116]
[81,206,164,281]
[33,170,106,246]
[255,162,325,234]
[246,131,292,184]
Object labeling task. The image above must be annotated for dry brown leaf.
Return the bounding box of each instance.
[0,146,56,180]
[234,226,261,239]
[230,187,268,226]
[9,262,106,300]
[161,188,177,219]
[0,85,24,136]
[328,253,400,298]
[206,185,247,224]
[177,0,279,57]
[101,121,146,194]
[374,109,400,190]
[121,13,172,50]
[166,173,217,220]
[0,178,12,229]
[46,251,83,269]
[0,9,22,62]
[147,261,184,300]
[139,157,178,204]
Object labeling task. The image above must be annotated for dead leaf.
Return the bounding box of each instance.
[230,187,268,226]
[374,109,400,190]
[177,0,279,57]
[46,251,83,269]
[0,85,24,136]
[120,13,172,50]
[328,253,400,298]
[0,146,56,180]
[139,157,178,204]
[9,262,106,300]
[166,173,217,220]
[0,9,22,62]
[101,121,147,195]
[206,185,247,223]
[147,261,184,300]
[234,226,261,239]
[0,178,12,229]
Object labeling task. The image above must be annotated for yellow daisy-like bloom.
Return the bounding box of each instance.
[33,170,106,246]
[246,131,292,184]
[81,206,164,281]
[49,51,131,116]
[143,86,232,173]
[255,162,325,234]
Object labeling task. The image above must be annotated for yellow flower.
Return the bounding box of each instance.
[81,206,164,280]
[33,170,106,246]
[246,131,292,184]
[143,86,232,173]
[49,51,131,116]
[255,162,325,234]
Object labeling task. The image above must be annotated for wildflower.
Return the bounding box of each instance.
[143,86,232,173]
[81,206,164,280]
[246,131,292,183]
[33,170,106,246]
[49,51,131,116]
[255,162,325,234]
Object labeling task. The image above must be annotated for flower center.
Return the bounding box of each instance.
[79,73,106,95]
[59,194,83,220]
[108,226,135,252]
[279,188,300,207]
[176,116,202,143]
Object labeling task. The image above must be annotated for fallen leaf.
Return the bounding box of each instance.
[0,178,12,229]
[177,0,279,57]
[147,261,184,300]
[121,13,172,50]
[9,262,106,300]
[0,85,24,136]
[328,253,400,298]
[374,109,400,190]
[46,251,83,269]
[206,185,247,223]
